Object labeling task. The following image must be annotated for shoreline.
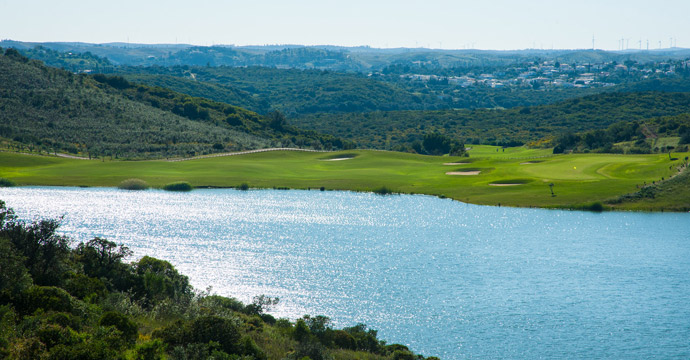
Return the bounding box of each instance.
[3,183,688,214]
[1,149,688,213]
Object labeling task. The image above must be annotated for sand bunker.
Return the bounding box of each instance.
[322,157,354,161]
[520,161,542,165]
[443,162,470,165]
[446,171,481,176]
[489,183,522,186]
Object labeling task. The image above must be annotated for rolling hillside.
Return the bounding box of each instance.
[0,49,349,159]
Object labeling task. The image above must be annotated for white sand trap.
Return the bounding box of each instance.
[322,157,354,161]
[446,171,481,176]
[443,162,470,165]
[520,161,541,165]
[489,183,522,186]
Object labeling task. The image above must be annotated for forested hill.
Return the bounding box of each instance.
[0,49,350,159]
[9,45,690,117]
[119,66,444,116]
[4,40,690,70]
[290,92,690,150]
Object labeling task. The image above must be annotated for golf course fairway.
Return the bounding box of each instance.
[1,145,688,211]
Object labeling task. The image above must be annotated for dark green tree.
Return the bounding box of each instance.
[422,132,451,155]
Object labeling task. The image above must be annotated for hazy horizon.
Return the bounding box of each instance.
[1,0,688,51]
[3,38,689,53]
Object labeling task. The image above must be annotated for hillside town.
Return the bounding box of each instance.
[396,59,690,89]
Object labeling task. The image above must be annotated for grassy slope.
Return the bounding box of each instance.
[2,147,687,210]
[608,163,690,212]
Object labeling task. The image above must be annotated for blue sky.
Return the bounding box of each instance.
[1,0,688,50]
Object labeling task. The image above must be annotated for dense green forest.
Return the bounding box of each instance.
[0,49,351,159]
[120,67,611,115]
[118,66,445,116]
[115,74,266,114]
[552,113,690,154]
[0,200,432,360]
[289,92,690,150]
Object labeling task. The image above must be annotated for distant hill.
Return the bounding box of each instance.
[0,49,349,159]
[290,92,690,150]
[4,40,690,71]
[7,41,690,117]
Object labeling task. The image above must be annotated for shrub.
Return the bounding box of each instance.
[190,316,241,355]
[239,335,267,360]
[134,256,192,302]
[134,339,165,360]
[0,178,16,187]
[587,202,604,212]
[118,178,149,190]
[290,341,329,360]
[373,186,393,195]
[45,312,78,330]
[36,323,79,349]
[163,181,193,192]
[48,339,117,360]
[199,295,245,314]
[332,330,356,350]
[260,313,276,325]
[572,201,606,212]
[293,319,311,342]
[99,311,138,344]
[7,337,46,360]
[63,274,106,300]
[21,286,75,314]
[275,318,292,329]
[392,350,416,360]
[238,183,250,191]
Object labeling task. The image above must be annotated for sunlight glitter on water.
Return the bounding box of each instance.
[2,187,690,359]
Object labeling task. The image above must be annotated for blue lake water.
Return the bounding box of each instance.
[1,186,689,359]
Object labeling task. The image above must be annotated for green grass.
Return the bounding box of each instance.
[0,147,687,211]
[607,162,690,212]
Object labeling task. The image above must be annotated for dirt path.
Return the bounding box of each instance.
[166,148,330,162]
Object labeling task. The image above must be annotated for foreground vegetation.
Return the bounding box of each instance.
[1,147,687,211]
[0,200,432,359]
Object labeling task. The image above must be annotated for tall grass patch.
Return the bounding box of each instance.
[117,178,149,190]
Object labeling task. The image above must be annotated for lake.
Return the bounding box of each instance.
[1,187,689,359]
